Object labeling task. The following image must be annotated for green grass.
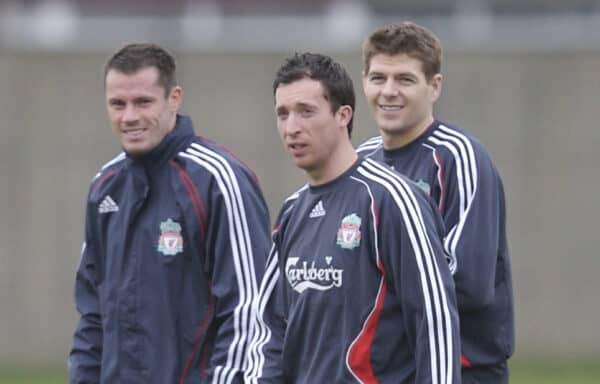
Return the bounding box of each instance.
[0,361,598,383]
[510,361,600,384]
[0,368,65,384]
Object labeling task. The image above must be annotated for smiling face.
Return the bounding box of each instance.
[362,53,441,149]
[275,77,353,184]
[105,66,182,156]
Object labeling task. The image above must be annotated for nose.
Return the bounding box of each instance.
[122,104,139,125]
[282,113,301,137]
[381,78,398,97]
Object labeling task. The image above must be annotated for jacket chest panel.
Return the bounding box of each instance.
[383,150,440,199]
[282,192,378,304]
[96,176,192,285]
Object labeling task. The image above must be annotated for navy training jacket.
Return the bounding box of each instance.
[69,115,271,383]
[358,120,515,369]
[246,158,460,383]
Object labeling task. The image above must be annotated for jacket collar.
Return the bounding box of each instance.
[126,114,195,171]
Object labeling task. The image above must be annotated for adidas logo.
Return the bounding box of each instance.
[309,200,326,218]
[99,195,119,214]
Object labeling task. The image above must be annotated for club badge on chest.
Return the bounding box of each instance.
[157,218,184,256]
[336,213,362,250]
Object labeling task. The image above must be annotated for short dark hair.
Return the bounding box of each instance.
[104,43,177,96]
[273,52,355,137]
[362,22,442,81]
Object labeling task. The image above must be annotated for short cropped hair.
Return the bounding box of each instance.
[273,52,355,137]
[104,43,177,96]
[362,22,442,81]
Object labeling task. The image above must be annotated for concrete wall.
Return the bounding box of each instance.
[0,51,598,365]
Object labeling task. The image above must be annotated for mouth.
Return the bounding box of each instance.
[288,143,305,149]
[122,128,147,138]
[378,104,403,112]
[287,142,308,154]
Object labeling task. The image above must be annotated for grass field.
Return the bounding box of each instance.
[510,361,600,384]
[1,361,599,383]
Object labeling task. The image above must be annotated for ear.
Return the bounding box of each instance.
[168,86,183,112]
[429,73,442,103]
[336,105,353,130]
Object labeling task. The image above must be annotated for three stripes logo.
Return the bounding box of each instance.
[309,200,326,218]
[98,195,119,214]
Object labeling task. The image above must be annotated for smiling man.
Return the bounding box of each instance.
[105,65,180,156]
[68,43,271,384]
[245,52,460,384]
[357,22,515,383]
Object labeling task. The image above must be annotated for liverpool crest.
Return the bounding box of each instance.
[336,213,362,250]
[415,179,431,195]
[157,218,184,256]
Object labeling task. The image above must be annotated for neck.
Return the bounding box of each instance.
[307,140,357,186]
[382,115,433,150]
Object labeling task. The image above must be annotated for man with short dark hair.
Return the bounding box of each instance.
[358,22,515,383]
[245,52,460,384]
[68,43,271,383]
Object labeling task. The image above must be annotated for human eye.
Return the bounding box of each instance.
[299,107,314,117]
[136,97,154,107]
[276,108,289,120]
[108,99,125,109]
[398,75,417,85]
[369,74,385,83]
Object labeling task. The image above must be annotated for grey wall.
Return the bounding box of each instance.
[0,51,598,366]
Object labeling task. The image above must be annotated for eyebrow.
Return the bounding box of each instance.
[276,101,316,111]
[368,69,417,77]
[107,95,156,103]
[295,102,316,109]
